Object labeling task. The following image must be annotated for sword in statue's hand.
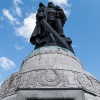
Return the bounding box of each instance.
[40,19,69,49]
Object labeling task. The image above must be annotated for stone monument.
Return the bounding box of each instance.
[0,2,100,100]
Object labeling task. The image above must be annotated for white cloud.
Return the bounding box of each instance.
[13,0,23,16]
[49,0,70,6]
[13,0,22,4]
[16,13,36,41]
[2,9,16,22]
[0,57,16,70]
[2,9,20,25]
[16,6,21,16]
[48,0,71,17]
[63,9,71,17]
[14,43,23,50]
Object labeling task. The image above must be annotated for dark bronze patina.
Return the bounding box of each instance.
[30,2,74,54]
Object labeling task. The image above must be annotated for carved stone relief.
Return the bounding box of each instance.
[0,47,100,100]
[77,73,93,91]
[2,94,17,100]
[37,70,61,86]
[90,78,100,94]
[1,73,18,98]
[25,71,38,88]
[0,69,100,98]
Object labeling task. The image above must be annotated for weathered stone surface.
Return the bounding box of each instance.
[0,46,100,100]
[0,72,19,98]
[16,90,84,100]
[1,94,17,100]
[20,46,83,73]
[1,69,100,99]
[84,93,100,100]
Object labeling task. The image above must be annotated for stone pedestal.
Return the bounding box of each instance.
[0,46,100,100]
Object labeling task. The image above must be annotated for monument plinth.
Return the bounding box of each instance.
[0,2,100,100]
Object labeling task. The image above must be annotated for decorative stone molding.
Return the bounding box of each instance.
[20,46,82,69]
[20,46,83,73]
[0,72,18,98]
[1,94,17,100]
[0,69,100,99]
[0,46,100,100]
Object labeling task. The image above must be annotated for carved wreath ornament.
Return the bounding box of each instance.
[37,70,61,86]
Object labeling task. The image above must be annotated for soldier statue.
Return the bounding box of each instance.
[30,2,74,54]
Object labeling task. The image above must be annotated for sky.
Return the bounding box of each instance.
[0,0,100,86]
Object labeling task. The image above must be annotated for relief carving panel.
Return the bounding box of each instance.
[37,70,61,86]
[1,69,100,98]
[77,73,93,91]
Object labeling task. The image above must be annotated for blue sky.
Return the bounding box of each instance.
[0,0,100,86]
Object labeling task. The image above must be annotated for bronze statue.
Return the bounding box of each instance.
[30,2,74,54]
